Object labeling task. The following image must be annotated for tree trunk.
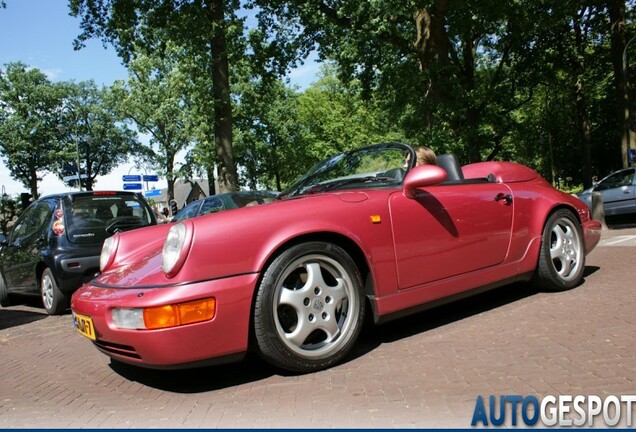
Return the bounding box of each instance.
[84,156,94,191]
[29,170,38,200]
[462,33,482,162]
[608,0,632,169]
[413,2,485,162]
[575,77,593,189]
[572,13,593,189]
[205,0,238,193]
[206,166,217,196]
[166,151,175,202]
[413,1,453,105]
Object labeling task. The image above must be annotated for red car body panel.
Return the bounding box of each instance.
[71,160,602,368]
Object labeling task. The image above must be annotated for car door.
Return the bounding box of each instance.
[596,169,636,216]
[389,182,514,289]
[2,200,55,290]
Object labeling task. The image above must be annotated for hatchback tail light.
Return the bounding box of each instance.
[51,206,65,236]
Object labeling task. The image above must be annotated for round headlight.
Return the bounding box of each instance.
[162,222,192,277]
[100,235,119,271]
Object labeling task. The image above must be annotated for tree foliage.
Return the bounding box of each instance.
[57,81,141,191]
[70,0,248,192]
[0,62,66,198]
[111,49,193,200]
[249,0,636,187]
[0,194,20,237]
[4,1,635,197]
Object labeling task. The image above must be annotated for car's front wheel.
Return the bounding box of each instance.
[253,242,365,373]
[533,209,585,291]
[41,268,68,315]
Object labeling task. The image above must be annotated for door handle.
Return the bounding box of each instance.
[495,193,513,205]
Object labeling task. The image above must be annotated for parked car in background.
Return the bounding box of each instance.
[0,191,157,314]
[172,190,278,222]
[71,143,601,373]
[577,167,636,224]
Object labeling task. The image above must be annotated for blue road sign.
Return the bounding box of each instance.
[122,175,142,182]
[629,148,636,164]
[144,189,161,198]
[143,175,159,182]
[123,183,142,190]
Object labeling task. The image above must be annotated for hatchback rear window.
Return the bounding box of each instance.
[63,193,154,244]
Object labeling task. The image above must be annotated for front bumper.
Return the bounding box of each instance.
[56,255,100,293]
[70,273,259,368]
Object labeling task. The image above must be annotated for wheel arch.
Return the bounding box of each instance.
[527,203,582,266]
[260,231,372,294]
[246,231,374,350]
[35,261,49,290]
[539,203,582,233]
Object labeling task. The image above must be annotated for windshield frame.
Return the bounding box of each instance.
[280,142,415,199]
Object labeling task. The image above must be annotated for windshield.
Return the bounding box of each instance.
[280,143,413,198]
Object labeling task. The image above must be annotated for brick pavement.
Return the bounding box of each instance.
[0,227,635,428]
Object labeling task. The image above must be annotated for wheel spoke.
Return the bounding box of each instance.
[279,284,310,309]
[550,247,565,261]
[558,257,572,277]
[324,278,347,305]
[320,313,341,342]
[285,315,315,347]
[305,262,327,292]
[551,224,566,248]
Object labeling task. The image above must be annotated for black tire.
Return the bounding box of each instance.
[0,272,10,307]
[40,268,68,315]
[533,209,585,292]
[254,242,365,373]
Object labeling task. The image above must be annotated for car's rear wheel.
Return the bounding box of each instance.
[41,268,68,315]
[0,272,10,307]
[533,209,585,291]
[253,242,365,373]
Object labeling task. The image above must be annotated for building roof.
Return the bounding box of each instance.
[149,178,210,209]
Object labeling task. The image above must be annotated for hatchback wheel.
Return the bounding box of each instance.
[254,242,365,373]
[41,268,68,315]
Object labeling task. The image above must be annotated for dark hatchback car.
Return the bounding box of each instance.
[0,191,157,314]
[172,190,278,222]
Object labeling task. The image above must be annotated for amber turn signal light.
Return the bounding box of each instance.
[143,298,216,330]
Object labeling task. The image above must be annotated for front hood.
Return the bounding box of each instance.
[94,223,172,288]
[91,191,379,288]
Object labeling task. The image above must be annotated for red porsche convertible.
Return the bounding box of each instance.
[71,143,602,373]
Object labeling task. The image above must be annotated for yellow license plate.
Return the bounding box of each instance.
[73,312,96,341]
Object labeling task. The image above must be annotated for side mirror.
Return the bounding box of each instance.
[403,165,448,199]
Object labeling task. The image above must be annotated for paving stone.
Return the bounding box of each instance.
[0,227,635,427]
